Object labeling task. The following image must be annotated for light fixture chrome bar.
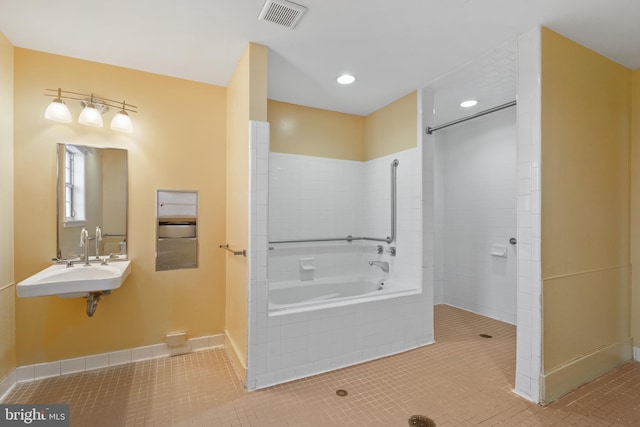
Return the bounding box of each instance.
[44,88,138,113]
[426,100,516,134]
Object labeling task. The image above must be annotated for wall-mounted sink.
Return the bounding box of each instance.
[17,260,131,298]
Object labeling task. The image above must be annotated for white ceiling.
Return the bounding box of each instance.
[0,0,638,116]
[432,39,517,126]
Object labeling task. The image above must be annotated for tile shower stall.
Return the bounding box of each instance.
[433,107,518,325]
[246,121,432,389]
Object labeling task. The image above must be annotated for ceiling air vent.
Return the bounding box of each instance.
[258,0,307,29]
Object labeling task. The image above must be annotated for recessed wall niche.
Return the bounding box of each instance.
[156,190,198,271]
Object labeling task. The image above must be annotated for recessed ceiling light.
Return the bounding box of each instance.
[337,74,356,85]
[460,99,478,108]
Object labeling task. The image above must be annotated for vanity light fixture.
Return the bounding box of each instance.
[44,88,137,132]
[460,99,478,108]
[44,88,72,123]
[337,74,356,85]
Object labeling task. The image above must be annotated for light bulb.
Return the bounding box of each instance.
[337,74,356,85]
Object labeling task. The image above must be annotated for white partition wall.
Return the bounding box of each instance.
[513,27,543,403]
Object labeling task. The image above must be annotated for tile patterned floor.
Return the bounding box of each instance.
[3,305,640,426]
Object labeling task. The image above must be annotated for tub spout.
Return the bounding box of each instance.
[368,260,389,272]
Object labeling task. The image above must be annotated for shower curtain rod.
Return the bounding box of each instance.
[426,100,517,135]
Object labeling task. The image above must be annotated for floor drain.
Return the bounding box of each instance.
[479,333,493,339]
[408,414,436,427]
[336,389,348,397]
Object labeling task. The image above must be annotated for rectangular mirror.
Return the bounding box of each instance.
[57,143,128,260]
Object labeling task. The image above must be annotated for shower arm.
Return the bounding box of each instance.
[269,159,399,245]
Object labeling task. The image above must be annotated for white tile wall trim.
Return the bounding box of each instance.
[0,370,16,402]
[7,334,224,387]
[513,26,543,404]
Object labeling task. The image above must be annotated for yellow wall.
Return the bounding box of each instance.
[631,69,640,349]
[225,43,268,379]
[0,32,16,382]
[268,91,417,162]
[364,91,417,161]
[268,100,365,160]
[14,48,227,365]
[541,28,632,402]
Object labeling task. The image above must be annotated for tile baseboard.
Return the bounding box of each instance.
[540,337,633,405]
[6,334,225,391]
[0,370,16,402]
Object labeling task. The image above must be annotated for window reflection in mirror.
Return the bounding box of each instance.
[56,143,128,260]
[64,145,86,223]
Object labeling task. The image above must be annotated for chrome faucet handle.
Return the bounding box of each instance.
[80,227,89,246]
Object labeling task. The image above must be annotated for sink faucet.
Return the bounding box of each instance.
[95,226,103,260]
[368,260,389,272]
[80,227,90,266]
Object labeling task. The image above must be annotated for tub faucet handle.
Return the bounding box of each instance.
[368,260,390,272]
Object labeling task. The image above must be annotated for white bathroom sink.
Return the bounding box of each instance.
[17,260,131,298]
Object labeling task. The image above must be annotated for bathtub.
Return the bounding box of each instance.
[268,276,419,315]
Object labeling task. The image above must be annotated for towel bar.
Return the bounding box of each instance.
[219,244,246,257]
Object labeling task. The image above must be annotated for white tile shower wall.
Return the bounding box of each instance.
[433,139,445,304]
[363,149,422,284]
[422,86,437,321]
[269,153,363,242]
[269,244,364,283]
[434,108,517,325]
[513,27,542,403]
[268,153,365,282]
[247,141,429,390]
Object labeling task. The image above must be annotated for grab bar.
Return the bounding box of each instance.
[219,244,246,257]
[389,158,398,244]
[269,236,389,244]
[270,235,358,244]
[269,159,399,245]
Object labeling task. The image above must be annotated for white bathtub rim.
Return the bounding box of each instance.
[269,275,381,290]
[268,287,421,316]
